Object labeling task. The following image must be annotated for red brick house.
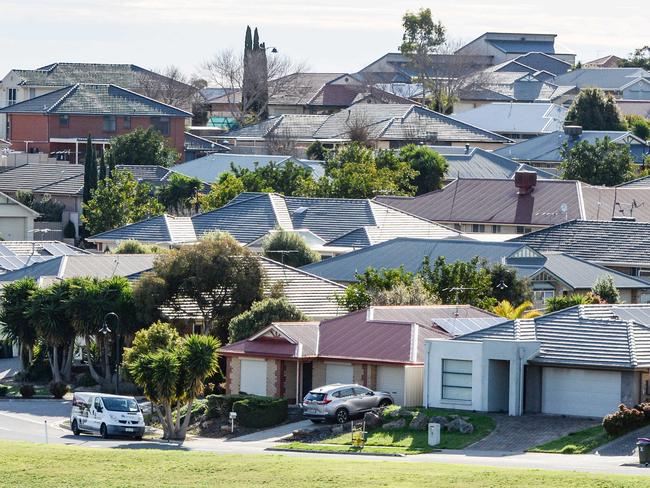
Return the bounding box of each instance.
[0,83,191,163]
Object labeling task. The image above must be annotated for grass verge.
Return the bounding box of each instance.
[324,408,495,451]
[528,425,614,454]
[280,441,427,455]
[0,440,646,487]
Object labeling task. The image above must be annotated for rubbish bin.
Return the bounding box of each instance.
[637,438,650,466]
[428,423,441,447]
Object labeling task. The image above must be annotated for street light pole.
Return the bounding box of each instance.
[100,312,120,394]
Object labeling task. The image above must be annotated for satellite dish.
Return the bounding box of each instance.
[560,203,568,213]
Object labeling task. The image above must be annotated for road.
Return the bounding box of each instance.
[1,399,649,476]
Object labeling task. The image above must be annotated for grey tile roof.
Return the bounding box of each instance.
[510,220,650,268]
[172,153,325,183]
[12,63,159,89]
[509,52,571,76]
[451,103,567,135]
[0,254,158,283]
[551,68,650,90]
[89,214,195,244]
[0,163,84,196]
[0,84,191,117]
[459,304,650,369]
[430,146,556,180]
[116,165,171,186]
[224,114,329,140]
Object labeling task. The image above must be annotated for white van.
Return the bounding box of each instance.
[70,392,145,440]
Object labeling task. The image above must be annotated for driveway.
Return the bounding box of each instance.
[467,414,598,453]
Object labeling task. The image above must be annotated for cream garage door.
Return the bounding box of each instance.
[0,218,26,240]
[325,363,353,385]
[240,359,267,396]
[542,367,621,417]
[376,365,405,406]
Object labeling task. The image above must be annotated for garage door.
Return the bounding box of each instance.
[325,363,353,385]
[542,367,621,417]
[376,365,405,406]
[240,359,267,396]
[0,218,26,240]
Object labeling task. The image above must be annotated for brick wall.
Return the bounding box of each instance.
[312,360,326,388]
[266,359,280,397]
[226,357,241,395]
[283,361,297,402]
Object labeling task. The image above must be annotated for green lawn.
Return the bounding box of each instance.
[324,408,495,451]
[529,425,615,454]
[280,441,423,455]
[1,384,51,398]
[0,440,646,487]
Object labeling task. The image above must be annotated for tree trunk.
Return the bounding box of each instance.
[178,398,195,440]
[49,347,62,383]
[62,343,74,382]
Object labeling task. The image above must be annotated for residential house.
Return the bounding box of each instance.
[171,153,325,184]
[300,237,650,308]
[424,304,650,417]
[484,52,572,77]
[0,240,86,274]
[617,100,650,119]
[0,84,191,163]
[510,219,650,279]
[451,103,568,140]
[220,305,502,405]
[0,254,158,287]
[430,146,556,182]
[184,132,230,161]
[0,62,196,139]
[221,103,512,156]
[550,68,650,101]
[584,55,625,68]
[494,126,649,171]
[0,191,38,240]
[377,171,650,234]
[87,192,461,254]
[455,32,576,66]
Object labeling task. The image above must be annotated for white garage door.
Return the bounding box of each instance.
[325,363,353,385]
[542,367,621,417]
[0,218,26,240]
[240,359,267,396]
[377,365,405,406]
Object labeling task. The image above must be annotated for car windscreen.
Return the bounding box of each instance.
[305,392,326,402]
[101,397,139,412]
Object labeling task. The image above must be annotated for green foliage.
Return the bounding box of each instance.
[262,230,320,268]
[106,127,179,167]
[529,425,612,454]
[133,235,264,338]
[200,173,246,211]
[602,404,647,436]
[0,278,39,355]
[372,277,439,307]
[545,292,603,313]
[625,114,650,140]
[49,381,69,399]
[560,137,635,186]
[19,384,35,398]
[0,385,8,397]
[591,275,620,304]
[83,134,98,205]
[397,144,448,194]
[81,170,164,236]
[157,173,203,215]
[206,394,249,419]
[305,141,328,160]
[565,88,626,130]
[488,263,532,304]
[112,239,164,254]
[228,298,307,342]
[232,396,288,428]
[337,267,415,311]
[621,45,650,70]
[419,256,497,309]
[63,221,76,239]
[15,191,65,222]
[124,321,220,440]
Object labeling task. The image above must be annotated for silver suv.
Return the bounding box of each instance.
[302,384,393,423]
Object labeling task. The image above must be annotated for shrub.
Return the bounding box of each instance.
[19,384,35,398]
[206,394,250,419]
[232,396,288,428]
[63,221,76,239]
[602,404,646,436]
[0,385,8,397]
[228,298,308,342]
[75,372,97,388]
[49,381,69,399]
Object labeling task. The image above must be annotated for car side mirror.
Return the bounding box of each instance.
[96,406,103,412]
[366,391,374,396]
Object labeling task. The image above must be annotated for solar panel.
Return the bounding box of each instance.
[0,244,16,257]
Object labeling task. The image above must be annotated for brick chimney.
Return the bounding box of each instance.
[563,125,583,139]
[514,170,537,195]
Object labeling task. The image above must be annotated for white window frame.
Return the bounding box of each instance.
[441,359,472,401]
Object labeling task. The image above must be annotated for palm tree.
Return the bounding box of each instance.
[492,300,542,320]
[0,278,39,367]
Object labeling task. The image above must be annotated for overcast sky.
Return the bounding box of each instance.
[1,0,646,80]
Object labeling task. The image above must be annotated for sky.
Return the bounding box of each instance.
[1,0,647,80]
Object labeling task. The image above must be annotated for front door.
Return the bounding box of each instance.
[301,362,313,398]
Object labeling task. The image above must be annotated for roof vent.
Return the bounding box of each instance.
[612,216,636,222]
[563,125,583,138]
[293,206,308,215]
[514,170,537,195]
[465,143,470,154]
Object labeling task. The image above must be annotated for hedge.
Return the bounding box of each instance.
[206,394,250,419]
[233,397,288,428]
[602,403,649,436]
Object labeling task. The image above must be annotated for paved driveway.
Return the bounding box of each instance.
[467,414,598,453]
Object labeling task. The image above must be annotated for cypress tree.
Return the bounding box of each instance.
[244,25,252,51]
[107,150,116,177]
[82,134,98,204]
[253,28,259,51]
[99,153,107,181]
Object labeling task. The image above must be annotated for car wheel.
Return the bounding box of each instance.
[378,399,392,409]
[71,419,80,436]
[335,408,349,424]
[100,423,109,439]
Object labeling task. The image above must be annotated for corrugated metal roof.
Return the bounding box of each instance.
[551,68,650,90]
[487,39,556,54]
[451,103,567,135]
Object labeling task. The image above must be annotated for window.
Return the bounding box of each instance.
[492,225,501,234]
[151,116,170,136]
[337,388,354,398]
[533,290,554,304]
[353,387,371,396]
[453,223,461,231]
[441,359,472,401]
[7,88,16,105]
[29,88,36,99]
[471,224,485,233]
[123,116,131,129]
[94,397,103,411]
[516,226,532,234]
[103,115,117,132]
[59,114,69,127]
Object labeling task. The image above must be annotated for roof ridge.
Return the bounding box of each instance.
[47,84,79,113]
[626,320,638,368]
